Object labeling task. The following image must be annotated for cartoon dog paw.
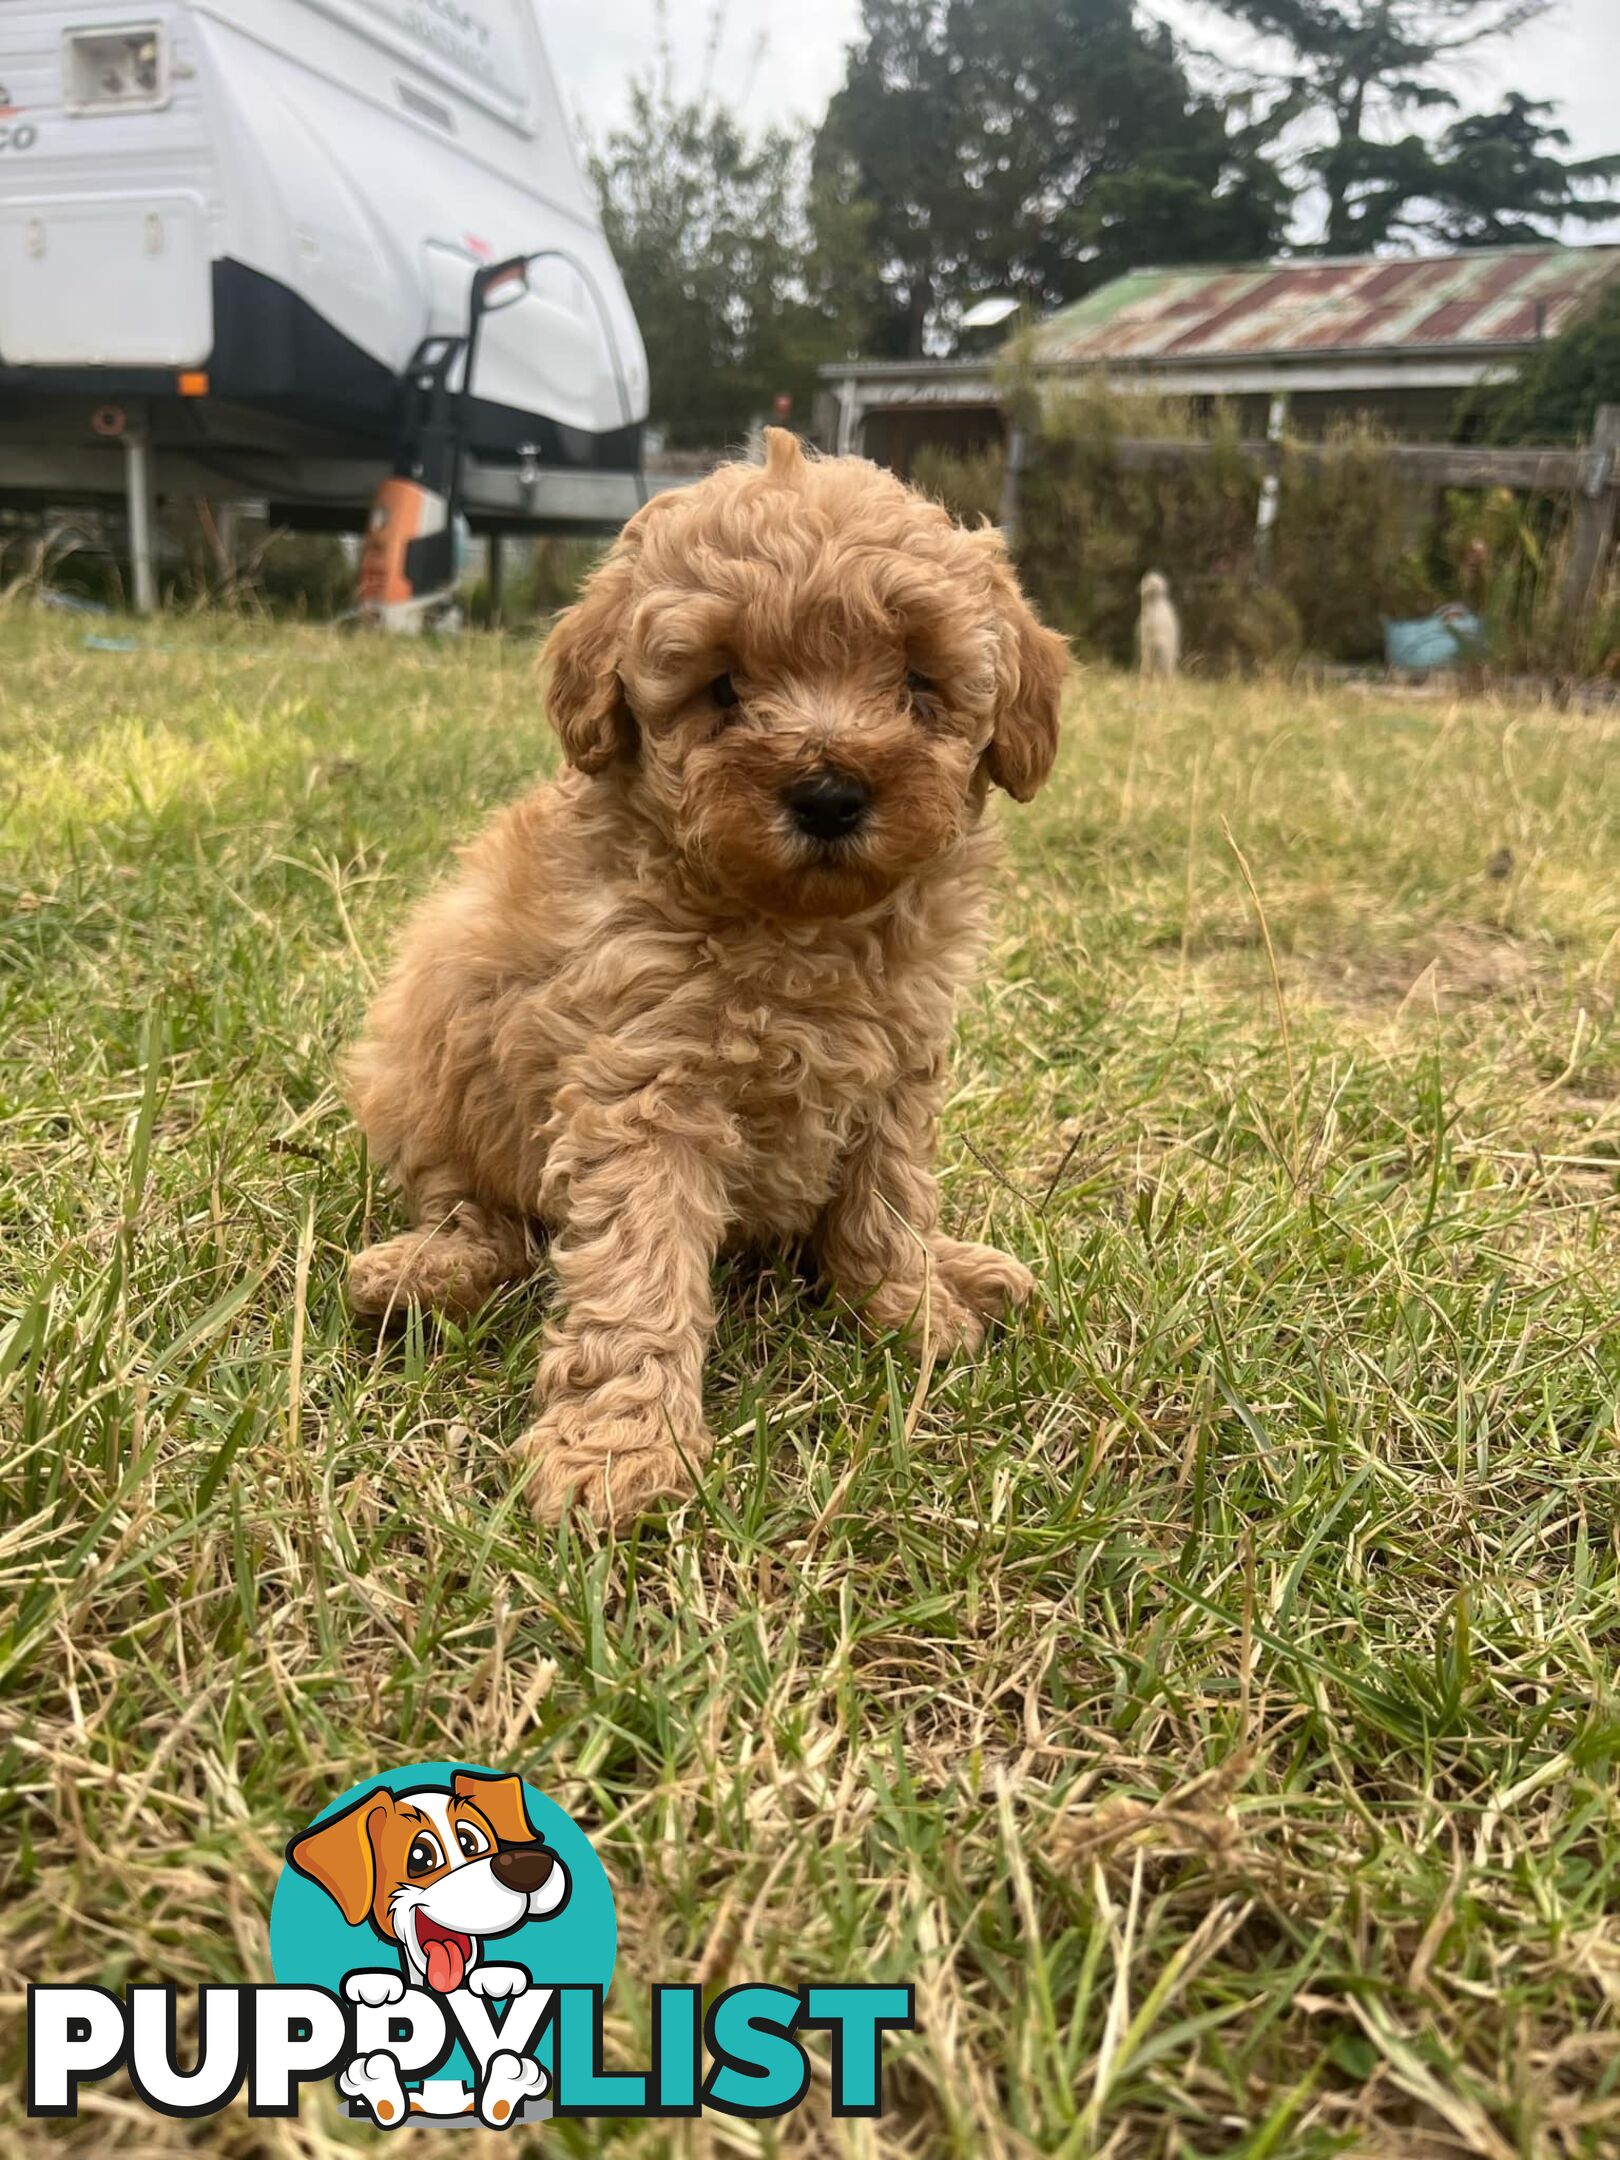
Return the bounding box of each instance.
[465,1964,529,2001]
[344,1970,408,2009]
[339,2050,409,2128]
[479,2049,546,2128]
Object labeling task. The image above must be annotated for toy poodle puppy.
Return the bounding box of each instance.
[344,430,1069,1522]
[1138,570,1181,680]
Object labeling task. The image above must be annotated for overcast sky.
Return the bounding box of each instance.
[543,0,1620,243]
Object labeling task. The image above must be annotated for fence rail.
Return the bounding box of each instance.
[1009,405,1620,620]
[1105,438,1594,491]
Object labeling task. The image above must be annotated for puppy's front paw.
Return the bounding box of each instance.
[348,1231,482,1320]
[860,1241,1035,1363]
[850,1270,985,1362]
[347,1229,507,1323]
[517,1403,712,1524]
[347,1236,419,1320]
[344,1971,407,2009]
[465,1964,528,2001]
[931,1237,1037,1326]
[908,1278,990,1362]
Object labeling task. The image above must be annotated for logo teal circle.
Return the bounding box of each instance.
[270,1761,615,2007]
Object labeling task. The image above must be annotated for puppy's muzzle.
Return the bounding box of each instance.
[490,1844,556,1895]
[782,768,872,843]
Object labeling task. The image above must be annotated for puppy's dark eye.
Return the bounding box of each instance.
[406,1833,444,1878]
[711,673,740,711]
[905,670,939,712]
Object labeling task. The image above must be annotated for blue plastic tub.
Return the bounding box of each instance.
[1383,607,1486,671]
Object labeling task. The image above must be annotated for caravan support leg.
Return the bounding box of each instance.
[124,420,158,615]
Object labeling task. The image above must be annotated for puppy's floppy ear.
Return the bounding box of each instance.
[982,546,1070,803]
[544,542,639,776]
[453,1770,538,1846]
[546,489,690,773]
[287,1791,390,1926]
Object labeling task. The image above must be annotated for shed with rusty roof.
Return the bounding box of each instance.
[819,246,1620,471]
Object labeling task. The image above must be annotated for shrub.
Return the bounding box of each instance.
[1195,576,1306,674]
[1274,424,1442,662]
[249,531,355,618]
[911,444,1006,527]
[466,537,604,628]
[1013,385,1265,666]
[993,392,1606,677]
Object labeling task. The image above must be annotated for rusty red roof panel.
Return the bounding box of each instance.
[1349,262,1420,303]
[1034,247,1620,365]
[1412,297,1484,341]
[1163,270,1295,353]
[1491,302,1543,341]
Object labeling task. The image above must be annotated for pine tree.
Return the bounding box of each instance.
[814,0,1293,357]
[1188,1,1616,251]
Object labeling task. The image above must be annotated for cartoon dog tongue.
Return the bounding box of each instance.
[420,1924,469,1993]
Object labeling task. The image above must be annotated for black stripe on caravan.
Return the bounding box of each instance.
[0,259,642,472]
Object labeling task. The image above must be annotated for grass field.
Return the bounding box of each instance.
[2,611,1619,2158]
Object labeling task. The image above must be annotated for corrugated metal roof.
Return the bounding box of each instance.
[1034,247,1620,366]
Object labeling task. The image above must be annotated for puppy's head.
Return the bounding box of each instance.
[288,1773,568,1993]
[545,431,1070,919]
[1141,571,1170,602]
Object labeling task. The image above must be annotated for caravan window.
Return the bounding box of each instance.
[62,24,170,113]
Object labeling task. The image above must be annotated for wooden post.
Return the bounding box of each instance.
[1254,392,1289,575]
[1562,404,1620,620]
[999,423,1027,551]
[836,378,862,457]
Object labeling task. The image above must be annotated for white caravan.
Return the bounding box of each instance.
[0,1,650,560]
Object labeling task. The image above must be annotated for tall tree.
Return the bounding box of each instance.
[1184,0,1616,251]
[814,0,1293,357]
[588,65,855,446]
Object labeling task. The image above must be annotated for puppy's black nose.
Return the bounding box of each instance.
[783,769,872,842]
[491,1845,554,1894]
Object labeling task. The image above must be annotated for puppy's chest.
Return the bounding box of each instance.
[698,940,935,1218]
[710,947,903,1103]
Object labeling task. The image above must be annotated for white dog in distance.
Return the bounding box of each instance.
[1139,571,1181,680]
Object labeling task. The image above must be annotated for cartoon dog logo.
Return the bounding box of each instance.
[287,1770,572,2125]
[289,1768,571,1995]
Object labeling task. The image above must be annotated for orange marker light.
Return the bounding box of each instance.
[178,371,209,396]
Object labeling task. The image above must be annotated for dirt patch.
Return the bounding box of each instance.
[1307,924,1543,1013]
